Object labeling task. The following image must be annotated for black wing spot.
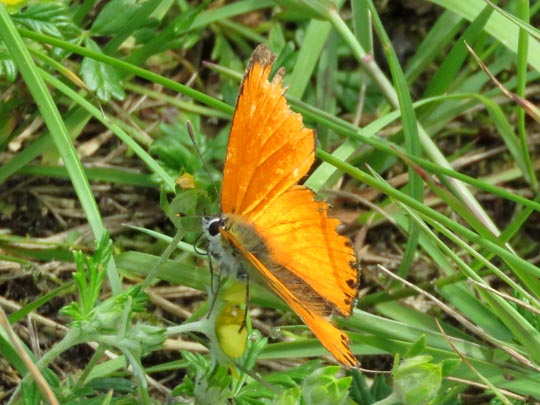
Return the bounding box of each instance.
[346,278,357,289]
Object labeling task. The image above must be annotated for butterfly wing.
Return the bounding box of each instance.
[252,186,358,317]
[220,225,358,367]
[221,45,314,221]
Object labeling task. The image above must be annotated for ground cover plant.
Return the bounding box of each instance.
[1,0,540,403]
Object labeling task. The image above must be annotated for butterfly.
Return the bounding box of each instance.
[203,45,359,367]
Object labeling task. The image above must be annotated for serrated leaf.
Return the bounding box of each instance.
[12,3,77,38]
[0,49,17,82]
[302,366,352,404]
[393,356,443,405]
[91,0,141,35]
[370,375,393,401]
[80,38,125,102]
[276,387,302,404]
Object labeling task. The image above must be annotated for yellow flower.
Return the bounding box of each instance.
[175,173,195,189]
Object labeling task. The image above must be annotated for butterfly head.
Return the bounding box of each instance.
[203,216,223,237]
[202,215,239,273]
[202,216,226,257]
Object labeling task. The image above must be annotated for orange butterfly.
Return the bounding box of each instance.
[203,45,359,367]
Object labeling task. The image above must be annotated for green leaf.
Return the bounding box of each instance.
[392,355,443,405]
[348,370,375,404]
[12,3,76,38]
[91,0,141,35]
[370,375,393,402]
[405,336,427,358]
[86,377,135,394]
[276,387,301,404]
[173,351,232,403]
[0,48,17,82]
[80,38,125,101]
[60,235,112,324]
[168,189,212,232]
[302,366,352,404]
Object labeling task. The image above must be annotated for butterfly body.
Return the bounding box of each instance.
[204,45,359,367]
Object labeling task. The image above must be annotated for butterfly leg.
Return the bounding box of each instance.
[238,272,250,333]
[206,253,223,319]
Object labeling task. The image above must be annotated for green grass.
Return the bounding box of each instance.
[1,0,539,403]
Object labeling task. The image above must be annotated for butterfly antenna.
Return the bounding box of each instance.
[186,121,220,202]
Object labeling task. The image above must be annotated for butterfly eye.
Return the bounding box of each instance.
[208,219,221,236]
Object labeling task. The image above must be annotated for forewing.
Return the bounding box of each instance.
[253,186,359,317]
[221,45,314,221]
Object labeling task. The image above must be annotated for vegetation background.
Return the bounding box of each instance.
[1,0,539,403]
